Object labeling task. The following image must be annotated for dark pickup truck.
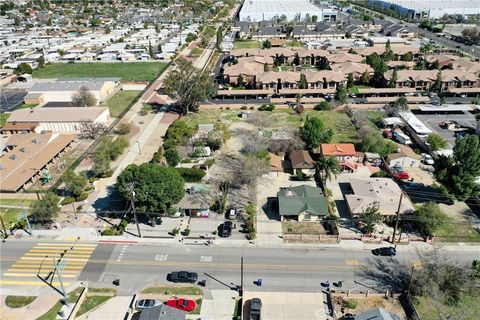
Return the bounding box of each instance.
[249,298,262,320]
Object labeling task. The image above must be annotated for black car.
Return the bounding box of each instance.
[218,221,233,237]
[372,247,396,256]
[167,271,198,283]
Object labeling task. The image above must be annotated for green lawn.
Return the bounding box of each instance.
[434,220,480,242]
[286,40,303,47]
[0,113,10,126]
[233,40,260,49]
[33,62,167,82]
[415,295,480,320]
[141,286,203,295]
[76,296,112,316]
[192,298,202,314]
[349,85,372,94]
[105,90,142,117]
[0,199,33,207]
[88,288,117,293]
[5,296,37,308]
[0,208,24,228]
[37,288,83,320]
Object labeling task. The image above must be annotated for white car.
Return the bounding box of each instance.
[421,153,435,165]
[136,299,161,309]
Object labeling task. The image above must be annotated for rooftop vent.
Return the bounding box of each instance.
[20,147,27,152]
[32,138,39,144]
[9,154,17,160]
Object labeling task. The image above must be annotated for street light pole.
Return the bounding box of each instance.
[53,256,67,300]
[128,183,142,238]
[392,193,404,245]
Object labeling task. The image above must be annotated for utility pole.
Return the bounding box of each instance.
[392,193,404,245]
[0,214,7,239]
[53,256,67,300]
[128,183,142,238]
[240,256,244,298]
[71,203,77,220]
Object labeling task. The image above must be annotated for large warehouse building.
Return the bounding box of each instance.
[239,0,337,22]
[369,0,480,19]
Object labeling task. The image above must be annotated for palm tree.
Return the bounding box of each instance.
[316,156,341,184]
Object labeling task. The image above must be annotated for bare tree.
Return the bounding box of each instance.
[71,86,97,107]
[237,129,266,155]
[246,111,273,129]
[79,121,106,139]
[266,128,305,154]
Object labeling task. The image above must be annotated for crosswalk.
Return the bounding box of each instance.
[1,242,97,287]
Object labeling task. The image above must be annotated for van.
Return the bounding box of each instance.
[394,131,412,145]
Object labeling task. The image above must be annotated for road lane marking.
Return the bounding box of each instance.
[0,280,70,286]
[36,243,97,247]
[3,273,77,278]
[7,268,80,274]
[200,256,213,262]
[155,254,168,261]
[30,247,95,252]
[11,264,84,270]
[20,256,89,262]
[25,253,93,258]
[345,259,360,266]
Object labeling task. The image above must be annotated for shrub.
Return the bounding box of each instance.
[258,103,275,111]
[204,159,216,168]
[370,170,389,178]
[182,228,191,236]
[170,227,180,236]
[150,147,163,163]
[226,106,230,110]
[165,148,181,167]
[115,122,131,135]
[101,228,115,236]
[344,299,357,309]
[241,105,248,110]
[176,167,206,182]
[314,101,330,111]
[75,193,89,202]
[61,196,75,205]
[249,106,254,110]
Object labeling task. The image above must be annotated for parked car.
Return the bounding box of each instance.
[383,129,392,139]
[136,299,161,309]
[227,208,237,220]
[372,247,396,256]
[165,298,196,312]
[249,298,262,320]
[167,271,198,283]
[421,153,434,165]
[391,164,404,173]
[218,221,233,237]
[393,171,409,180]
[401,182,423,191]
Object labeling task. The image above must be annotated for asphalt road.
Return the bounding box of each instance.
[1,241,478,296]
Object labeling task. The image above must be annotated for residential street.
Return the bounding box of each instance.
[1,240,478,296]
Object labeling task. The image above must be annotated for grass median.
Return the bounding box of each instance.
[5,296,37,308]
[141,286,203,295]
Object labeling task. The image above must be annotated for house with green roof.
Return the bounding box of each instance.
[277,185,329,221]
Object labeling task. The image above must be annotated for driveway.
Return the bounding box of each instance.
[243,291,327,320]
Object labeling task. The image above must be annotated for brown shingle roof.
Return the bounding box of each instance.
[269,152,283,172]
[290,150,315,169]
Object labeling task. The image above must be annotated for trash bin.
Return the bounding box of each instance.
[198,280,206,287]
[113,279,120,286]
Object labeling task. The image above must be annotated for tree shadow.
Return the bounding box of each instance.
[261,197,280,221]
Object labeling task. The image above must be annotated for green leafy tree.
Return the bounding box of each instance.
[316,156,341,183]
[427,133,448,150]
[402,52,413,61]
[163,58,215,114]
[392,96,408,111]
[430,70,442,93]
[165,148,181,167]
[216,26,223,49]
[361,69,370,85]
[30,192,60,223]
[186,33,197,43]
[63,170,88,199]
[434,135,480,200]
[262,39,271,49]
[92,150,111,177]
[314,100,330,111]
[148,40,153,57]
[361,131,397,157]
[116,163,185,212]
[335,84,347,104]
[347,73,354,88]
[300,115,333,150]
[38,55,45,68]
[414,201,448,236]
[298,73,307,89]
[15,63,32,75]
[366,53,387,87]
[389,68,398,88]
[382,39,394,62]
[359,204,381,234]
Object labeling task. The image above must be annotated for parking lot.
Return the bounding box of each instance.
[0,90,27,111]
[415,112,477,147]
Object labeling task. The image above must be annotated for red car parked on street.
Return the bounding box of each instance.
[165,298,196,312]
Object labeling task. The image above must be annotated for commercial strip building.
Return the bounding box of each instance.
[0,133,75,192]
[239,0,336,22]
[6,107,110,133]
[368,0,480,19]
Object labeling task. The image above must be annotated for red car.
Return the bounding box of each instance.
[165,298,196,312]
[393,171,409,180]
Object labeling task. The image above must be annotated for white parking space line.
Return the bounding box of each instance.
[200,256,213,262]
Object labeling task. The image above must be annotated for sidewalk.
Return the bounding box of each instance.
[75,296,132,320]
[0,295,59,320]
[200,290,237,320]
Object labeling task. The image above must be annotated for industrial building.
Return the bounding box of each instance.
[368,0,480,19]
[6,107,110,133]
[239,0,336,22]
[23,78,118,105]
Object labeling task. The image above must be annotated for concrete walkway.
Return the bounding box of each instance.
[0,295,59,320]
[200,290,237,320]
[76,296,132,320]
